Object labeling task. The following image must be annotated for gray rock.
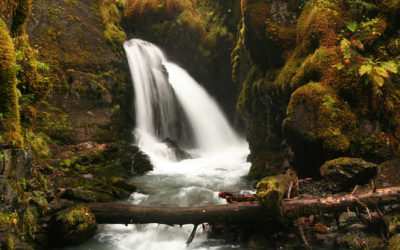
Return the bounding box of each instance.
[320,157,377,191]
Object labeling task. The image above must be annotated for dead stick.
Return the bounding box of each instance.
[351,185,359,195]
[295,179,300,197]
[375,206,388,241]
[288,181,294,199]
[371,180,376,193]
[186,224,198,245]
[294,219,311,249]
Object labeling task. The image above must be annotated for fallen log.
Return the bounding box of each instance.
[88,202,263,225]
[88,187,400,225]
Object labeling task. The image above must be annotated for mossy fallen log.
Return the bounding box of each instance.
[88,187,400,225]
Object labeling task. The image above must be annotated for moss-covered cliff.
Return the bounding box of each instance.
[235,0,400,178]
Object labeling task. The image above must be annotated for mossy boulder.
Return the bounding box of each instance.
[283,82,356,177]
[117,145,153,174]
[256,169,297,218]
[320,157,377,192]
[50,204,97,246]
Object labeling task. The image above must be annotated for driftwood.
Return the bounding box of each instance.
[89,187,400,225]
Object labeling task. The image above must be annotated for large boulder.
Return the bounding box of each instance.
[320,157,377,192]
[50,205,97,246]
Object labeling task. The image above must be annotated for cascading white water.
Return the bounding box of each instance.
[124,39,242,158]
[72,39,251,250]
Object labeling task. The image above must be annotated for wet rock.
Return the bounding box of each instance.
[50,205,97,246]
[335,233,385,249]
[116,145,153,174]
[0,149,33,209]
[320,157,377,191]
[377,159,400,188]
[59,188,97,202]
[339,212,359,229]
[110,177,137,193]
[163,138,191,161]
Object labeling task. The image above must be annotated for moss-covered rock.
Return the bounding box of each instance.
[283,82,356,176]
[320,157,377,191]
[50,204,97,246]
[0,18,23,148]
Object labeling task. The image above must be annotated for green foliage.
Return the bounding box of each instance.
[346,21,357,33]
[359,59,398,87]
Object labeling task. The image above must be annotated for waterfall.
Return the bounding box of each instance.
[124,39,241,157]
[73,39,251,250]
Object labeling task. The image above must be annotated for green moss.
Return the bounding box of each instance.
[11,0,32,35]
[231,23,245,83]
[21,206,38,240]
[237,65,261,110]
[98,0,126,52]
[104,23,126,51]
[0,18,23,148]
[256,170,297,219]
[296,0,344,54]
[286,82,356,153]
[51,205,97,246]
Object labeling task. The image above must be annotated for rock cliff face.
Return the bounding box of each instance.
[0,1,143,248]
[234,0,400,178]
[27,0,130,144]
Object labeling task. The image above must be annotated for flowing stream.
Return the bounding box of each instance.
[73,39,251,250]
